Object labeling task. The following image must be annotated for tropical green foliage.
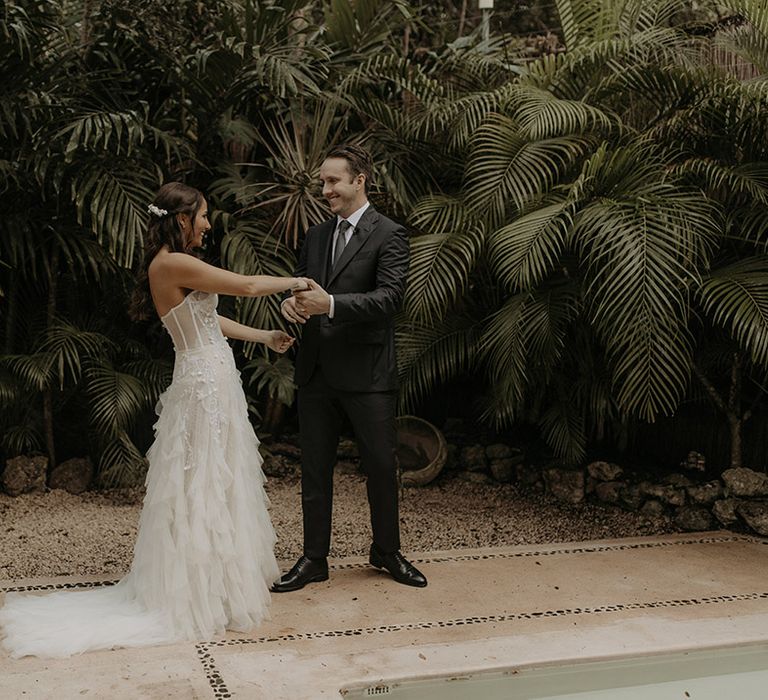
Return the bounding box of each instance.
[1,0,767,485]
[392,0,768,466]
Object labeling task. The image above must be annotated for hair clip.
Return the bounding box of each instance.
[147,204,168,217]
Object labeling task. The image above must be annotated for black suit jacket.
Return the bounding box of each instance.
[292,206,409,392]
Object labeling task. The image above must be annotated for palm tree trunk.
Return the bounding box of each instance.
[43,249,59,474]
[729,416,742,469]
[695,353,750,469]
[4,268,17,353]
[80,0,93,52]
[458,0,468,37]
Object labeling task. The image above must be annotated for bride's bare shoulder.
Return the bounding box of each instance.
[149,250,202,278]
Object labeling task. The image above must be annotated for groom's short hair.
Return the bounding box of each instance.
[326,143,373,194]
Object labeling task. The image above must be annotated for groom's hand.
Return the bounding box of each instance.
[293,279,330,316]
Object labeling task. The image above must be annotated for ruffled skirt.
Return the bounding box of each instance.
[0,342,278,657]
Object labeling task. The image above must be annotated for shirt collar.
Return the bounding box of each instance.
[337,201,370,230]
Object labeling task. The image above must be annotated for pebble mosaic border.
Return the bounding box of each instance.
[2,534,759,593]
[195,590,768,697]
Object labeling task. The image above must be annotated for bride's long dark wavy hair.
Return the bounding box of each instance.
[129,182,205,321]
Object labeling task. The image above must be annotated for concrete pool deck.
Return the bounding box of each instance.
[2,531,768,698]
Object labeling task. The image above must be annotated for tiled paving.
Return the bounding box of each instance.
[2,532,768,698]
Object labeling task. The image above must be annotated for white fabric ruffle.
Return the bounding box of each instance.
[0,293,279,657]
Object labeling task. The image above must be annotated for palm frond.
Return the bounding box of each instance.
[698,257,768,367]
[715,1,768,74]
[85,361,151,435]
[675,158,768,206]
[70,159,159,268]
[487,201,573,292]
[465,113,589,224]
[396,316,481,413]
[121,357,173,405]
[509,84,617,140]
[1,353,55,391]
[243,101,343,246]
[404,195,483,323]
[244,355,295,406]
[97,431,147,487]
[538,395,587,464]
[478,294,530,420]
[38,322,114,389]
[1,423,44,456]
[731,204,768,250]
[480,284,581,426]
[54,105,186,162]
[323,0,413,56]
[220,220,297,357]
[554,0,606,50]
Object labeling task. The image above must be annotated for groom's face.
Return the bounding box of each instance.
[320,157,365,219]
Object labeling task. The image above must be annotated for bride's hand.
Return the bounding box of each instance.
[291,277,311,293]
[267,330,295,354]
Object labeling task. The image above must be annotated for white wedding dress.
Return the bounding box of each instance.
[0,291,279,657]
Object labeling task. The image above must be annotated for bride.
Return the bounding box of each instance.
[0,182,307,657]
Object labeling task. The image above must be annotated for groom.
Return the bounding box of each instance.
[273,144,427,592]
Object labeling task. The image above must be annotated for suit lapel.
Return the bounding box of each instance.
[327,207,379,287]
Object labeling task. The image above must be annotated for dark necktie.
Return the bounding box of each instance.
[333,219,352,266]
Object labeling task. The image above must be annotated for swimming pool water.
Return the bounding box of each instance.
[341,643,768,699]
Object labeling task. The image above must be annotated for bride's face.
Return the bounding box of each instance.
[182,199,211,249]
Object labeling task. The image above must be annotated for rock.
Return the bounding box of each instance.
[337,439,359,460]
[594,481,625,504]
[640,483,686,507]
[543,468,585,504]
[664,473,693,488]
[620,484,644,511]
[736,501,768,536]
[336,460,359,475]
[712,498,741,527]
[460,445,488,472]
[444,443,460,471]
[262,454,298,478]
[516,463,541,486]
[721,468,768,498]
[2,455,47,496]
[686,481,724,506]
[489,459,516,483]
[485,443,512,460]
[49,458,93,494]
[641,500,666,517]
[456,470,493,484]
[441,417,465,439]
[587,461,623,482]
[681,450,706,472]
[674,505,714,532]
[269,442,301,459]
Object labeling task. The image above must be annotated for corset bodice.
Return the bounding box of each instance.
[160,291,225,351]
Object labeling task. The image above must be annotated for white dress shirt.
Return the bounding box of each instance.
[328,201,369,318]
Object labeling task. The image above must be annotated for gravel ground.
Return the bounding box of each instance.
[0,471,677,581]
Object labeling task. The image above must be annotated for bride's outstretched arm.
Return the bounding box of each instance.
[158,252,308,297]
[218,317,295,353]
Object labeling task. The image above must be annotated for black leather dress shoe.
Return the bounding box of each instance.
[271,555,328,593]
[369,545,427,587]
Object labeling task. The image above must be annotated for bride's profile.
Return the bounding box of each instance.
[0,182,307,658]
